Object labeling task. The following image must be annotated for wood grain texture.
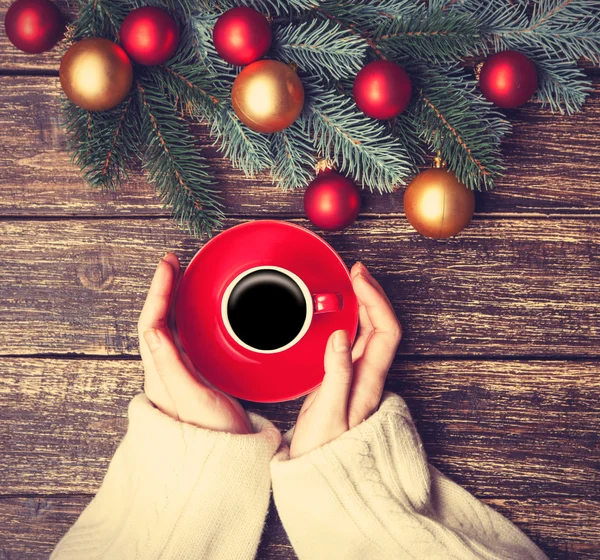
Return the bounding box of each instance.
[1,358,599,558]
[0,76,599,217]
[1,217,598,356]
[2,358,598,500]
[0,495,597,560]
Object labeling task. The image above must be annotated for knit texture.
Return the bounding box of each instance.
[271,391,548,560]
[51,394,281,560]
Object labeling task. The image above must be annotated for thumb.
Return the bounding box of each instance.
[317,330,353,418]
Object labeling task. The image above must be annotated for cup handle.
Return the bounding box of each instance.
[312,293,343,314]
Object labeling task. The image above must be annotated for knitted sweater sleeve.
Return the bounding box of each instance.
[270,391,548,560]
[51,394,281,560]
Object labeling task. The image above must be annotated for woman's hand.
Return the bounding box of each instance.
[290,262,402,459]
[138,253,252,434]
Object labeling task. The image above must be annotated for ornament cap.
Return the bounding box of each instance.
[315,159,336,174]
[432,153,447,169]
[287,61,299,73]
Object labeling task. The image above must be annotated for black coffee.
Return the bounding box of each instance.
[227,269,307,351]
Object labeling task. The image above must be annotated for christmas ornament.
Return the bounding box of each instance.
[4,0,64,53]
[404,156,475,239]
[479,50,538,109]
[353,60,412,120]
[120,6,180,66]
[60,38,133,111]
[213,7,272,66]
[304,164,361,231]
[231,60,304,133]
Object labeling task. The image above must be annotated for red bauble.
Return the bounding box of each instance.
[353,60,412,120]
[213,7,272,66]
[479,50,537,109]
[304,170,362,231]
[120,7,179,66]
[4,0,64,53]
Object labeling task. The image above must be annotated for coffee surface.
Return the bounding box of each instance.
[226,269,308,351]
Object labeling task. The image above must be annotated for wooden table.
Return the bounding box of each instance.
[1,4,599,558]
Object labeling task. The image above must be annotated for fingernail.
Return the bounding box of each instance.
[333,330,350,353]
[143,329,161,351]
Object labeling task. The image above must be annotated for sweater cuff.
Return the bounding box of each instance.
[52,394,281,560]
[271,391,431,511]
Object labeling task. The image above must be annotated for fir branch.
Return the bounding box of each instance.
[272,19,367,81]
[190,0,316,17]
[155,26,273,176]
[387,114,427,168]
[62,94,139,192]
[270,117,317,190]
[377,8,484,64]
[302,82,416,192]
[532,54,591,114]
[70,0,131,41]
[409,63,511,190]
[191,14,238,92]
[210,109,274,176]
[136,74,225,237]
[316,0,422,35]
[493,0,600,65]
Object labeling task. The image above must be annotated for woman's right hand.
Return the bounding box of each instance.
[138,253,252,435]
[290,262,402,459]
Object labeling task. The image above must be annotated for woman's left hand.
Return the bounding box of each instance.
[138,253,252,434]
[289,262,402,458]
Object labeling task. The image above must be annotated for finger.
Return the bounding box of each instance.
[143,328,212,419]
[139,257,177,335]
[348,274,402,427]
[353,262,394,308]
[138,258,178,413]
[351,275,374,362]
[314,330,353,418]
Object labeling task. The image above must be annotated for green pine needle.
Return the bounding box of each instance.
[272,19,367,81]
[303,82,416,193]
[409,63,511,191]
[270,117,317,190]
[136,73,225,237]
[63,95,138,192]
[377,8,484,64]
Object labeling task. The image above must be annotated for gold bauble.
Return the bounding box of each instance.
[60,38,133,111]
[231,60,304,133]
[404,162,475,239]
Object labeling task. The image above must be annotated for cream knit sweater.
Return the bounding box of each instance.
[52,392,547,560]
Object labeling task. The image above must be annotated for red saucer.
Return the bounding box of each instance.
[176,220,359,403]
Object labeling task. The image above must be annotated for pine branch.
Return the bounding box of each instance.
[190,0,316,17]
[272,19,367,81]
[191,14,238,93]
[532,54,591,114]
[270,117,317,190]
[210,109,274,176]
[316,0,422,35]
[136,73,225,237]
[62,94,139,191]
[70,0,131,40]
[377,8,484,64]
[409,63,511,191]
[492,0,600,65]
[303,82,417,193]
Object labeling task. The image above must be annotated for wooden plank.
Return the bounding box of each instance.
[1,358,598,499]
[0,217,599,356]
[0,76,599,216]
[0,495,597,559]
